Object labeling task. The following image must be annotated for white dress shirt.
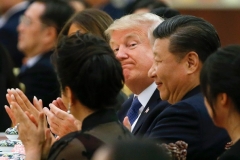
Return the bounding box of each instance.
[25,55,42,68]
[131,82,157,131]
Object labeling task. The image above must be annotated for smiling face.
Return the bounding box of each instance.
[149,38,188,104]
[109,28,154,94]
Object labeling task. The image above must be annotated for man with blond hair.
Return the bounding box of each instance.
[105,13,169,136]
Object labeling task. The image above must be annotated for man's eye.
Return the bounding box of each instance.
[128,43,137,48]
[155,60,162,64]
[113,48,119,53]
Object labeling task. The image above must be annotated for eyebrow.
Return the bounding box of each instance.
[110,32,141,46]
[124,33,140,40]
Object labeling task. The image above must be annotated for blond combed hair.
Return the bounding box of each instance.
[105,13,164,44]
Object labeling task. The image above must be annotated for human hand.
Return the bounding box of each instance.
[10,102,45,160]
[52,98,67,112]
[43,104,81,138]
[123,116,131,131]
[5,88,43,126]
[41,128,56,159]
[24,112,55,159]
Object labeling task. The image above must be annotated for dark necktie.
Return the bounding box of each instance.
[20,64,28,73]
[126,96,142,125]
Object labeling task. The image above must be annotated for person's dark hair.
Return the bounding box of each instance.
[33,0,74,34]
[102,139,170,160]
[153,15,220,62]
[200,45,240,114]
[60,8,113,41]
[151,7,180,19]
[52,33,124,110]
[126,0,168,14]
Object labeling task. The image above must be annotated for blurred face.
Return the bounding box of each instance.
[69,1,86,12]
[109,28,154,93]
[148,38,187,104]
[68,23,86,35]
[17,2,48,56]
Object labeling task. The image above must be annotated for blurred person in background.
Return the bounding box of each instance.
[0,0,30,67]
[83,0,128,19]
[0,44,19,131]
[151,7,180,19]
[60,9,113,41]
[68,0,87,12]
[17,0,74,107]
[200,45,240,160]
[126,0,168,14]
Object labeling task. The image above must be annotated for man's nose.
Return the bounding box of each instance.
[148,63,156,79]
[116,46,128,60]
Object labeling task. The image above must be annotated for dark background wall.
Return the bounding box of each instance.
[178,9,240,47]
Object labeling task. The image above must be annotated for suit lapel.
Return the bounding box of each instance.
[132,89,160,134]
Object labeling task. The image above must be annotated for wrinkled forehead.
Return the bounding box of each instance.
[109,29,147,45]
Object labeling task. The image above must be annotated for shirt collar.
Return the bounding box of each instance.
[25,54,42,68]
[135,82,157,107]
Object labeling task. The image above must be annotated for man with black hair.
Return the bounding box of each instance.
[147,15,230,160]
[17,0,74,107]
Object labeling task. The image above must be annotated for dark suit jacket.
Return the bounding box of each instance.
[118,89,169,136]
[145,86,230,160]
[18,51,60,107]
[0,3,29,67]
[0,44,19,131]
[218,140,240,160]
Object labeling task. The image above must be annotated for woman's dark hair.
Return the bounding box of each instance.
[153,15,220,62]
[52,33,124,110]
[151,7,180,19]
[126,0,168,14]
[200,45,240,114]
[60,8,113,41]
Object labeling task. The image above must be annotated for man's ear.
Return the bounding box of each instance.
[43,26,57,43]
[184,51,199,74]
